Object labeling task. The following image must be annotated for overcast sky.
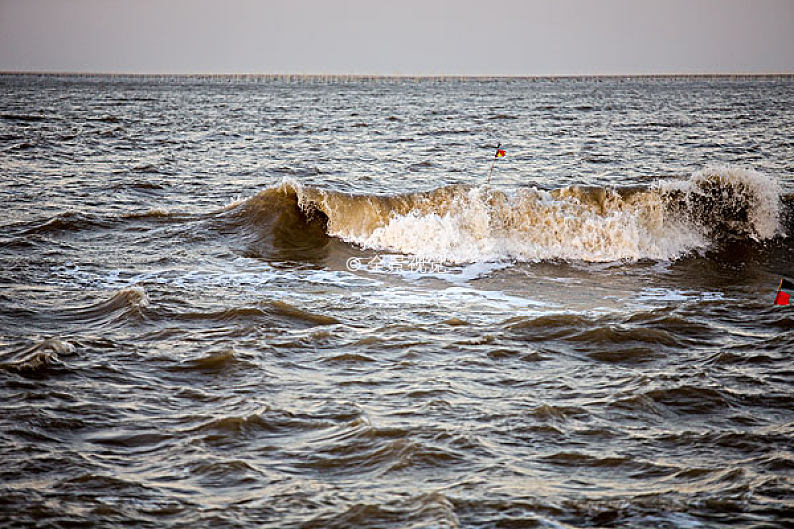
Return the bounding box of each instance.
[1,0,792,75]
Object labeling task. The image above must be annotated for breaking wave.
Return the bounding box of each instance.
[228,166,784,263]
[0,338,76,373]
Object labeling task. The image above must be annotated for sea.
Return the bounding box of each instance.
[1,74,793,528]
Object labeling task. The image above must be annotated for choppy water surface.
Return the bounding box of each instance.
[1,74,793,528]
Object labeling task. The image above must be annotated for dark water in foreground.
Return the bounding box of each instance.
[1,74,793,528]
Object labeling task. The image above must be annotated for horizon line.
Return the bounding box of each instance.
[2,70,793,80]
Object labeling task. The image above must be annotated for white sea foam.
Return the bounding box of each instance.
[348,186,705,263]
[316,167,782,263]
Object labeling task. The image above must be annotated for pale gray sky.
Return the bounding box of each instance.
[1,0,792,75]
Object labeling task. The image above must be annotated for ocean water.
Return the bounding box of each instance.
[1,74,793,528]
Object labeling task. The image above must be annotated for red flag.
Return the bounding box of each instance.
[773,277,793,306]
[774,290,790,306]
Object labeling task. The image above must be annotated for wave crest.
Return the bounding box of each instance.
[232,167,784,264]
[660,166,782,241]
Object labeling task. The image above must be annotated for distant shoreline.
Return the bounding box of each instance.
[2,71,793,82]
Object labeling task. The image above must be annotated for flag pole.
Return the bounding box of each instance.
[486,143,501,184]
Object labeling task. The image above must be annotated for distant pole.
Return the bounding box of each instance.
[486,143,502,184]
